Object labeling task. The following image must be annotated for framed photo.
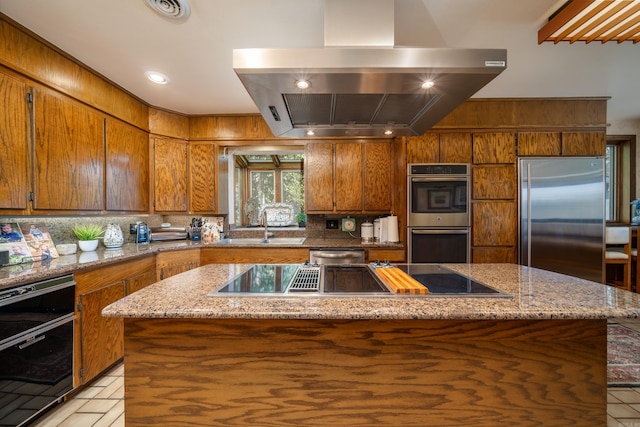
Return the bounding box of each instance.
[19,223,59,260]
[428,190,451,209]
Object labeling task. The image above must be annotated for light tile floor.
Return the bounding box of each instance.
[29,318,640,427]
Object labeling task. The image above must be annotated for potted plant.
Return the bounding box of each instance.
[73,224,104,252]
[296,212,307,228]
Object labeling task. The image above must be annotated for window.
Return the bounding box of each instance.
[229,149,304,226]
[606,136,636,224]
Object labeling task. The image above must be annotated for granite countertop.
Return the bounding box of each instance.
[102,263,640,321]
[0,239,402,288]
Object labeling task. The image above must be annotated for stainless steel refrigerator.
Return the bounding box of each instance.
[519,157,605,283]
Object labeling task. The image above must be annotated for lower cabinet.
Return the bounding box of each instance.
[156,249,200,281]
[201,247,309,264]
[74,255,156,386]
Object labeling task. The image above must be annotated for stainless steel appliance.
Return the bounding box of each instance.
[407,163,470,263]
[0,274,75,426]
[519,157,605,283]
[233,0,507,138]
[309,249,365,265]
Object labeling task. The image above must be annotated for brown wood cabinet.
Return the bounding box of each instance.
[406,133,472,164]
[156,249,200,281]
[32,87,104,211]
[189,141,218,213]
[473,132,516,164]
[201,247,309,264]
[153,137,188,213]
[365,248,405,263]
[74,255,156,386]
[105,119,149,212]
[0,71,29,212]
[305,140,392,214]
[305,142,334,212]
[562,131,606,156]
[517,132,562,156]
[472,165,516,200]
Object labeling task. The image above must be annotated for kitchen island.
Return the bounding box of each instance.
[103,263,640,426]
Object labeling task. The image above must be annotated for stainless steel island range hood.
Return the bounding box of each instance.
[233,1,507,138]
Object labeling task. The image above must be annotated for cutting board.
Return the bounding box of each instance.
[375,267,429,295]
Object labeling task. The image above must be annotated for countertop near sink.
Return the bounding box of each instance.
[102,262,640,320]
[0,239,402,288]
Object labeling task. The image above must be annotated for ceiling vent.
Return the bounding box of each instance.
[145,0,190,20]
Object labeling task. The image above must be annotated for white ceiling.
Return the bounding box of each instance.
[1,0,639,127]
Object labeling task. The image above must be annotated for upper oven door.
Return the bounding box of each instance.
[408,176,469,227]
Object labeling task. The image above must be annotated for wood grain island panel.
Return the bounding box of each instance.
[123,318,606,427]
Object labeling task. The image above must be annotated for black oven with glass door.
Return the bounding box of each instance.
[408,164,470,263]
[0,274,75,426]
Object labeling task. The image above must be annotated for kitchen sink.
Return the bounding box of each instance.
[215,237,306,245]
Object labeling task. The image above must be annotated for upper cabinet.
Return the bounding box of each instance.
[32,87,104,212]
[153,137,188,213]
[0,72,30,213]
[406,133,472,164]
[105,119,149,212]
[188,142,218,214]
[305,140,392,214]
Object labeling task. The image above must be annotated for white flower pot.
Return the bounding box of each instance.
[78,239,99,252]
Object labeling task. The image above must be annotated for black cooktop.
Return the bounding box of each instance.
[212,264,508,297]
[394,264,501,295]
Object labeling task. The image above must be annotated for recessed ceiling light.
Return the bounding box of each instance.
[296,80,310,89]
[145,71,170,85]
[384,129,393,135]
[306,130,315,136]
[421,80,435,89]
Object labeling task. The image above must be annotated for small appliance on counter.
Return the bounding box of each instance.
[135,222,150,245]
[360,221,374,243]
[150,226,188,242]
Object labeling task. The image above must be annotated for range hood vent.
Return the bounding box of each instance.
[233,1,506,138]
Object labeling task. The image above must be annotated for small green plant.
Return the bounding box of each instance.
[296,212,306,224]
[73,224,104,241]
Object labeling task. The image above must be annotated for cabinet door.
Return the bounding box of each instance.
[305,142,334,212]
[472,201,517,247]
[0,72,29,211]
[156,249,200,281]
[79,281,125,384]
[517,132,561,156]
[154,137,188,212]
[335,142,363,211]
[126,268,157,294]
[407,134,439,163]
[562,131,606,156]
[439,133,472,163]
[473,132,516,164]
[105,119,149,211]
[189,142,217,213]
[363,141,391,212]
[472,165,516,200]
[33,88,104,211]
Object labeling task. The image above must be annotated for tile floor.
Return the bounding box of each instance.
[28,318,640,427]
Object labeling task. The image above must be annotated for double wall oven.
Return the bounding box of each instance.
[407,163,470,263]
[0,274,75,426]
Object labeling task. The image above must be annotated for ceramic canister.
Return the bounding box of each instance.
[361,221,374,242]
[103,223,124,248]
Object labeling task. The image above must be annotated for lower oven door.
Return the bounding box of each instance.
[409,228,470,263]
[0,314,74,426]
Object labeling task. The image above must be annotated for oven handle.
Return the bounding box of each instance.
[0,312,74,352]
[410,177,468,183]
[411,229,469,235]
